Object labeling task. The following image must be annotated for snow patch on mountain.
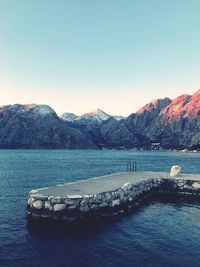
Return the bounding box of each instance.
[25,104,56,116]
[113,115,124,121]
[0,104,56,116]
[61,112,78,122]
[79,108,110,122]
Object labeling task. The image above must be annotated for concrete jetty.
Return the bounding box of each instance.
[27,170,200,224]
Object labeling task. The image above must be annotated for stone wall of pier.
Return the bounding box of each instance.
[27,178,161,223]
[159,178,200,196]
[27,178,200,224]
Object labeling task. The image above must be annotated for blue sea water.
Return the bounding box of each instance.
[0,149,200,267]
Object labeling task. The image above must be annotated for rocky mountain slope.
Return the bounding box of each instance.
[0,104,95,148]
[99,89,200,149]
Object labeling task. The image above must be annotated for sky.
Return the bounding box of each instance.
[0,0,200,116]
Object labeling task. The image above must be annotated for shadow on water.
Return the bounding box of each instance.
[27,194,200,239]
[27,204,150,239]
[155,194,200,206]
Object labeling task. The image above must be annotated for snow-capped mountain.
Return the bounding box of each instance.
[61,108,124,123]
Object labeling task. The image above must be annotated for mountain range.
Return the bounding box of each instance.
[0,89,199,149]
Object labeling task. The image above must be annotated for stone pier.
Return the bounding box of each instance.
[27,171,200,224]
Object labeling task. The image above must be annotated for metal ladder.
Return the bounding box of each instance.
[127,161,137,172]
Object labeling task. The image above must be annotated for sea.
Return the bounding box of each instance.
[0,149,200,267]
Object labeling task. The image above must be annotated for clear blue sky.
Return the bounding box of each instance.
[0,0,200,116]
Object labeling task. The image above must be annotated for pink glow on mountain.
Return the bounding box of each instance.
[161,89,200,123]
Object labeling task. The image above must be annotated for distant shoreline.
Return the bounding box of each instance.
[0,147,199,153]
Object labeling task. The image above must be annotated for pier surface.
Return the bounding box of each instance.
[37,171,200,197]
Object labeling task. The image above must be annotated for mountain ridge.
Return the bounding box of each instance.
[0,89,199,149]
